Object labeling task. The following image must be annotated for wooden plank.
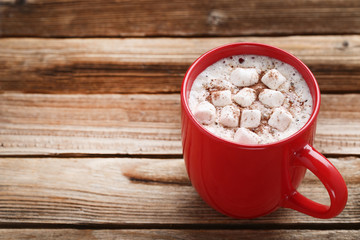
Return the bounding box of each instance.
[0,229,359,240]
[0,93,182,155]
[1,36,360,94]
[0,157,358,225]
[1,0,360,37]
[122,157,359,186]
[1,93,360,156]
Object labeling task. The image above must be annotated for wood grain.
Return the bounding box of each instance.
[0,157,358,225]
[123,159,190,185]
[122,157,360,185]
[0,93,182,155]
[1,0,360,37]
[0,229,359,240]
[1,36,360,93]
[1,93,360,156]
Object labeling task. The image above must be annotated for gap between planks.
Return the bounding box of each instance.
[1,153,357,159]
[0,223,359,230]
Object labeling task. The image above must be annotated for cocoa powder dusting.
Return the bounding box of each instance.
[251,82,267,98]
[212,91,220,101]
[206,95,211,102]
[262,114,270,121]
[288,99,294,108]
[254,125,264,134]
[231,107,240,117]
[206,79,228,91]
[268,71,278,80]
[259,70,266,80]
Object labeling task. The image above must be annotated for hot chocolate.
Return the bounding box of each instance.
[188,54,313,145]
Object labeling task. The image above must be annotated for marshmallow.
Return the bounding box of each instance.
[240,109,261,128]
[259,89,285,107]
[268,107,293,131]
[193,101,216,125]
[205,78,232,90]
[230,68,259,87]
[219,105,240,128]
[261,69,287,90]
[278,80,290,92]
[234,127,260,145]
[233,87,256,107]
[211,90,232,107]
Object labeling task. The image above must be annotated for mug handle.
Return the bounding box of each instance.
[283,144,348,219]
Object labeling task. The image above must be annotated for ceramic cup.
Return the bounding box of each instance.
[181,42,348,219]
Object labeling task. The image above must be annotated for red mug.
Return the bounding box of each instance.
[181,43,348,219]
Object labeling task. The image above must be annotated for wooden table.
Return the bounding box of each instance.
[0,0,359,239]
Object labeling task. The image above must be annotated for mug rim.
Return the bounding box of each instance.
[181,42,321,148]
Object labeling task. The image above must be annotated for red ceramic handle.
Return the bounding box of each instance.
[283,145,348,219]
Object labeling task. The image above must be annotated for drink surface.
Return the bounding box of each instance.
[188,54,313,145]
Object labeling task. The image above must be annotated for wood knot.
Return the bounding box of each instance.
[336,40,350,51]
[207,10,227,26]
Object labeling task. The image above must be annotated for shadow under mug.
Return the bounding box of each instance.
[181,42,348,219]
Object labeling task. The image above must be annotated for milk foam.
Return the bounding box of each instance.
[188,55,313,144]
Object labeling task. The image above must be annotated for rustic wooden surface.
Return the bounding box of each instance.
[0,156,358,225]
[0,229,359,240]
[1,0,360,37]
[1,93,360,155]
[1,36,360,93]
[1,0,359,239]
